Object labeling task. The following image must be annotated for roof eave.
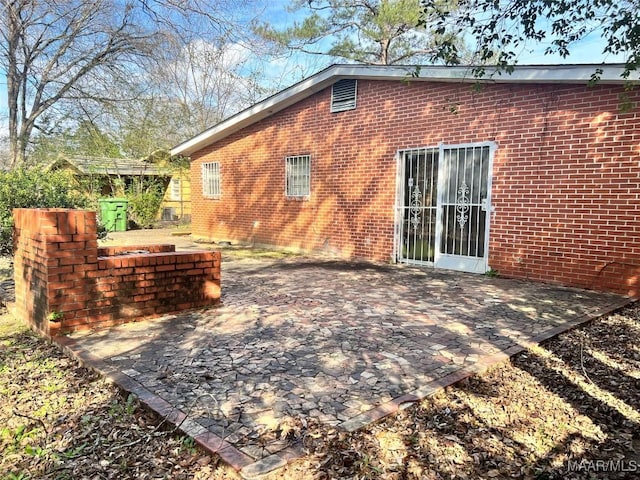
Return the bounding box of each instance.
[171,64,634,157]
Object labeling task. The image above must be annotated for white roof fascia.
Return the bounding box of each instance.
[171,64,633,157]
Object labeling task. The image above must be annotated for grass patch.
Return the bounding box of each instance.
[174,222,192,231]
[220,246,298,260]
[0,313,24,338]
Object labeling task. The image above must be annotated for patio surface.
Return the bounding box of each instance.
[51,233,629,478]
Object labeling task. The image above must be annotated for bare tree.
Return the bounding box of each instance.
[0,0,256,168]
[153,33,269,136]
[67,32,273,159]
[1,1,157,166]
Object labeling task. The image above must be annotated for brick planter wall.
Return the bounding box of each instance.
[13,208,221,336]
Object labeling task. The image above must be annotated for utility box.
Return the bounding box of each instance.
[98,198,128,232]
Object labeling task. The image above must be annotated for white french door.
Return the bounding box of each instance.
[396,142,494,273]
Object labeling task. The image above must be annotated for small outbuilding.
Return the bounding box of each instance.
[47,151,191,222]
[172,64,640,297]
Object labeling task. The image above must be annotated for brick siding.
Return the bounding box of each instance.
[189,80,640,297]
[13,208,221,335]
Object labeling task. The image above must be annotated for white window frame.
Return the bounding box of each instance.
[202,162,221,199]
[169,177,181,201]
[285,155,311,198]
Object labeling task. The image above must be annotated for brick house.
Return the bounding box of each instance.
[171,64,640,297]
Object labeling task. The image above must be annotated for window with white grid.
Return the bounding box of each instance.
[285,155,310,198]
[202,162,221,198]
[169,177,181,200]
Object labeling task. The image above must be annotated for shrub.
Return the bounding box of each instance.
[125,178,166,229]
[0,168,89,255]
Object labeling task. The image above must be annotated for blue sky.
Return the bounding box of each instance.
[506,31,625,65]
[0,5,628,135]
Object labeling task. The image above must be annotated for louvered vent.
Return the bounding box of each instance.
[331,79,357,113]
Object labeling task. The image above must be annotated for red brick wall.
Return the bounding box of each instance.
[13,208,98,335]
[13,209,221,335]
[190,80,640,297]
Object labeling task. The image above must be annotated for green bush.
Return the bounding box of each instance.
[125,178,165,229]
[0,168,89,255]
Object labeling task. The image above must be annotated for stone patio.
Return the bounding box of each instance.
[51,248,628,478]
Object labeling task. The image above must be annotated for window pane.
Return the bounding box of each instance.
[202,162,220,198]
[286,155,310,197]
[170,178,181,200]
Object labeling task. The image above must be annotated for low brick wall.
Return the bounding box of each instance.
[13,208,221,336]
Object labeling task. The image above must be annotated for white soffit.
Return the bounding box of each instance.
[171,64,633,157]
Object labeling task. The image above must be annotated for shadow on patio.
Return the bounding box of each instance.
[58,255,631,477]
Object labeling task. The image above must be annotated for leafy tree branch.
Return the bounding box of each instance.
[424,0,640,80]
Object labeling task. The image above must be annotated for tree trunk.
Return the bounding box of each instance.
[6,0,20,168]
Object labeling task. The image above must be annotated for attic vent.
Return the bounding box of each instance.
[331,79,357,113]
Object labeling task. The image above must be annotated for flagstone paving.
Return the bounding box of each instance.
[55,253,628,478]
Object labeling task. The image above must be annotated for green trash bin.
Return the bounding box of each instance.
[98,198,128,232]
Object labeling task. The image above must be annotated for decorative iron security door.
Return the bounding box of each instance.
[398,148,439,263]
[397,143,494,273]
